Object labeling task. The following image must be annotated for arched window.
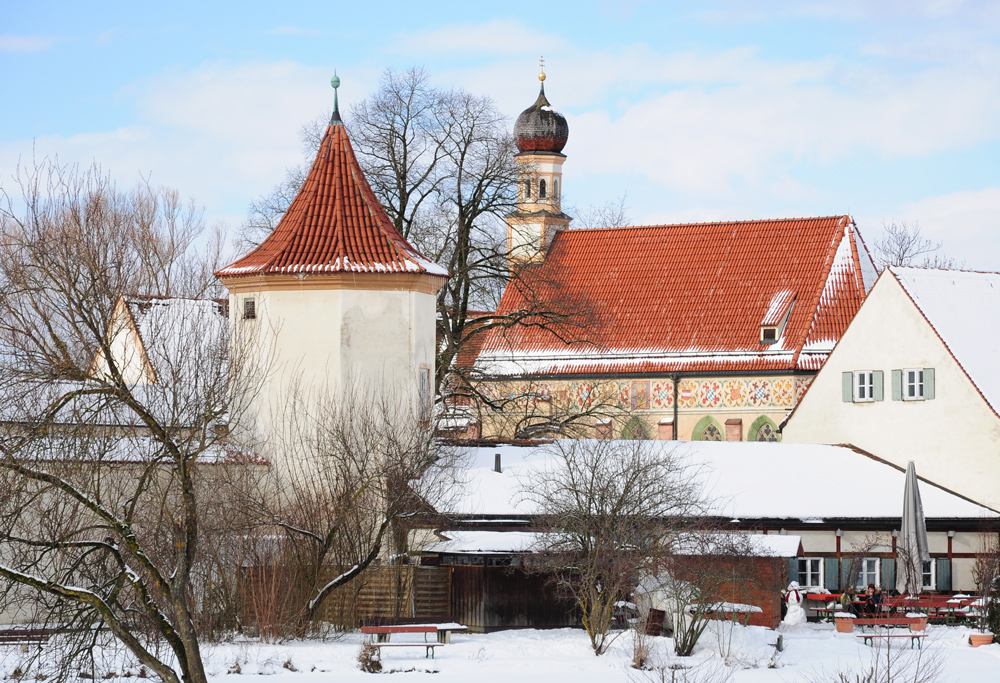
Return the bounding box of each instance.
[553,178,560,201]
[749,415,780,442]
[621,416,651,440]
[755,423,778,441]
[523,179,532,200]
[539,178,547,199]
[702,424,722,441]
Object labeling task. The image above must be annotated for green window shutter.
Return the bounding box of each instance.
[842,372,853,402]
[825,558,840,591]
[891,369,903,401]
[936,558,951,591]
[873,371,884,401]
[924,368,935,400]
[840,561,854,591]
[789,557,800,585]
[881,558,895,590]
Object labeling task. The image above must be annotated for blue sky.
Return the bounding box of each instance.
[3,1,1000,268]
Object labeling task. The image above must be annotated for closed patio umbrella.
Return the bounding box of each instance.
[896,461,931,595]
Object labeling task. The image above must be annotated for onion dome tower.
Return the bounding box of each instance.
[507,60,572,266]
[216,75,449,437]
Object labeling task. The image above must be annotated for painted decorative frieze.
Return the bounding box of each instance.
[480,375,815,411]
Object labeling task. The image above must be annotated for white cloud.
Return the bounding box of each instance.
[0,60,371,219]
[393,19,569,56]
[0,33,59,52]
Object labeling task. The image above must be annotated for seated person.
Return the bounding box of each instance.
[861,584,882,615]
[839,585,858,614]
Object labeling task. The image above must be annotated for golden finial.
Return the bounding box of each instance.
[538,56,546,82]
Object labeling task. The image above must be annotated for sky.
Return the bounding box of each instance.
[3,0,1000,269]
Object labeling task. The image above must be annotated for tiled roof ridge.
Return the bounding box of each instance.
[558,214,850,234]
[793,217,857,367]
[216,122,444,278]
[889,267,1000,420]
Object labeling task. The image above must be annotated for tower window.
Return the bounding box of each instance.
[243,298,256,320]
[539,179,547,199]
[523,179,532,200]
[553,178,559,201]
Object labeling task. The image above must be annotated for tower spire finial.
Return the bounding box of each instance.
[330,71,343,125]
[538,56,546,84]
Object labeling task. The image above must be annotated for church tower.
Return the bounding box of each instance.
[216,76,449,438]
[507,62,571,265]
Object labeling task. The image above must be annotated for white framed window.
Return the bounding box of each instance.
[243,298,256,320]
[856,557,880,589]
[798,558,823,588]
[854,371,875,402]
[921,560,935,590]
[905,369,925,400]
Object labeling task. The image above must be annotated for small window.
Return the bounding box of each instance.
[523,179,532,200]
[854,371,874,402]
[419,367,431,422]
[553,178,560,201]
[702,424,722,441]
[855,557,880,590]
[243,298,256,320]
[921,560,935,590]
[761,326,778,343]
[905,369,924,400]
[539,178,547,199]
[798,558,823,588]
[756,423,778,442]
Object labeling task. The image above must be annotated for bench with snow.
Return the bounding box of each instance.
[360,626,441,659]
[852,616,927,632]
[359,619,467,643]
[856,632,927,649]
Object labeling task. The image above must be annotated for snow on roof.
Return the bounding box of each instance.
[425,531,545,555]
[442,441,994,520]
[674,533,802,558]
[892,267,1000,416]
[476,216,875,376]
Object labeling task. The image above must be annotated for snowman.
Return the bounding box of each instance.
[782,581,806,626]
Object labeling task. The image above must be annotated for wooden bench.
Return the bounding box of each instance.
[0,628,57,645]
[361,626,441,659]
[856,632,927,649]
[852,617,926,632]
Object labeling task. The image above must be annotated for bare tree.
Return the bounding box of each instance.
[230,382,463,635]
[873,221,963,272]
[569,195,631,231]
[520,439,707,655]
[241,69,596,428]
[0,160,258,683]
[641,533,764,658]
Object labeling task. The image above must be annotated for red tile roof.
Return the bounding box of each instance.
[216,119,447,279]
[476,216,877,376]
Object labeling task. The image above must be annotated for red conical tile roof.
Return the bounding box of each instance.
[217,117,447,279]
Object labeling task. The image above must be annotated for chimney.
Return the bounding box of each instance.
[494,453,502,473]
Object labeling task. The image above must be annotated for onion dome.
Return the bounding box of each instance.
[513,70,568,154]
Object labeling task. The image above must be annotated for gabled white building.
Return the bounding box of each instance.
[782,267,1000,510]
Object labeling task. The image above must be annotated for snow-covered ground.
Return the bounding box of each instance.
[2,622,999,682]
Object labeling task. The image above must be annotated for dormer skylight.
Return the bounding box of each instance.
[760,290,795,345]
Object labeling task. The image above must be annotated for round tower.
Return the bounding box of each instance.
[216,76,449,440]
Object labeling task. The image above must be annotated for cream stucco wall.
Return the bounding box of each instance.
[227,277,439,442]
[783,273,1000,510]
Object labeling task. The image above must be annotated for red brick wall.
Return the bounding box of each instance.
[673,555,787,629]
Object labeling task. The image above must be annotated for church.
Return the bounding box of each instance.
[469,71,880,443]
